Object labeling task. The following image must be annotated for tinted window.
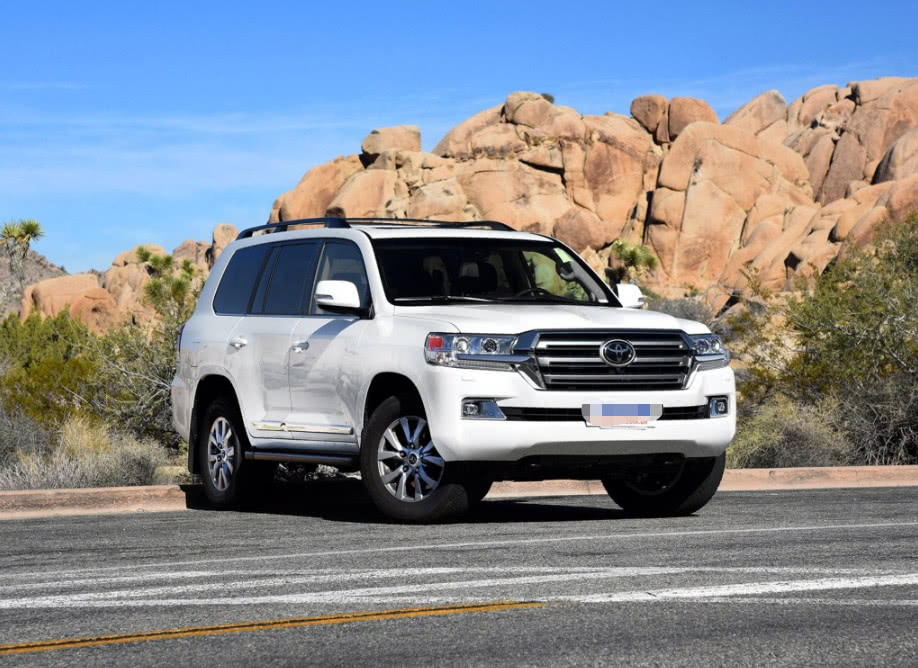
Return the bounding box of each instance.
[312,242,369,314]
[212,245,269,314]
[255,242,320,315]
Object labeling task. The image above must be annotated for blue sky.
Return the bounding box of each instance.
[2,0,916,272]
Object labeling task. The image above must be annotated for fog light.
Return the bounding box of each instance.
[461,399,506,420]
[708,396,729,418]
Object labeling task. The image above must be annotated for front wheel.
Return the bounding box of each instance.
[360,395,470,523]
[601,454,725,517]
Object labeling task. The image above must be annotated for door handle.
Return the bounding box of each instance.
[291,340,310,353]
[229,336,248,349]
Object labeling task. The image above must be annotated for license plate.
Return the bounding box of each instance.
[581,403,662,428]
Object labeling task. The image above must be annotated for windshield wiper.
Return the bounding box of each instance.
[392,295,497,304]
[495,295,598,305]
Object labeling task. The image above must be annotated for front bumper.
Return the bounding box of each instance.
[418,364,736,462]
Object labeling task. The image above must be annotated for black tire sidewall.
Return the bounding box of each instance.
[360,395,469,523]
[602,453,725,517]
[199,397,252,509]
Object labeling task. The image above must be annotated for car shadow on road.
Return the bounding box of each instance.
[187,478,631,524]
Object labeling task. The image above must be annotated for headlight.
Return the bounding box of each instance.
[425,333,518,370]
[689,334,730,370]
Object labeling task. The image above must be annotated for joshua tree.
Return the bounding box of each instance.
[606,239,658,283]
[1,219,45,307]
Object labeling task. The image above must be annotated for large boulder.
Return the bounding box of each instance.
[786,77,918,203]
[667,97,719,140]
[326,169,399,218]
[103,245,161,317]
[433,105,502,157]
[20,274,119,332]
[724,90,787,142]
[360,125,421,156]
[630,94,668,134]
[20,274,100,319]
[173,240,210,272]
[269,155,363,222]
[648,122,813,291]
[207,223,238,268]
[873,127,918,182]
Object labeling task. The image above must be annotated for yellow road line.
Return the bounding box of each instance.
[0,601,543,656]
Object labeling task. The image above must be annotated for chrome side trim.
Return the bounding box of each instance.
[251,421,286,432]
[251,421,354,435]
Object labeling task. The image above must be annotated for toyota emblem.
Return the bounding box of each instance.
[600,339,636,367]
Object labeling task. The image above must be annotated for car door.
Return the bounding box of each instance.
[287,240,370,445]
[223,240,321,441]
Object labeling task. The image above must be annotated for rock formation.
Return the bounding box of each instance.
[267,76,918,306]
[20,223,238,330]
[22,75,918,330]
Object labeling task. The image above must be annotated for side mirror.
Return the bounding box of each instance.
[615,283,645,309]
[315,280,361,312]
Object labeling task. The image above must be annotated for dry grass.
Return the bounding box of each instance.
[728,396,852,469]
[0,414,167,490]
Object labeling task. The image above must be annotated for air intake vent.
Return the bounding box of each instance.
[534,331,690,391]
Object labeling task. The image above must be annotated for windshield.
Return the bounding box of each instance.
[372,237,614,306]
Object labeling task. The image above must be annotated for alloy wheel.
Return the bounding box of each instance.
[208,416,236,492]
[376,416,445,502]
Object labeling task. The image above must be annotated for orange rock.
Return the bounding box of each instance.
[667,97,719,139]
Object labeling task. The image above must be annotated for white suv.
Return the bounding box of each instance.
[172,217,735,522]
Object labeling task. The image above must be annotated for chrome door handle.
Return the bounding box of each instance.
[291,340,310,353]
[229,336,248,349]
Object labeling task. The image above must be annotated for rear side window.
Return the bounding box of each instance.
[212,245,269,315]
[253,242,321,316]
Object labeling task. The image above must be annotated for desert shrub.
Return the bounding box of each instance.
[540,92,555,103]
[732,213,918,464]
[727,396,851,468]
[645,295,733,339]
[835,373,918,465]
[0,397,52,467]
[78,248,201,450]
[0,312,100,427]
[0,416,167,490]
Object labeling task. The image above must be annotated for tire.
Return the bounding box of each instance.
[360,394,470,523]
[464,477,493,505]
[601,453,725,517]
[198,397,271,509]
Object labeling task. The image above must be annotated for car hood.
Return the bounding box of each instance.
[393,303,708,335]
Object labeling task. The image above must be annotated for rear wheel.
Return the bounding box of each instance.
[601,454,725,517]
[361,395,470,523]
[198,397,272,509]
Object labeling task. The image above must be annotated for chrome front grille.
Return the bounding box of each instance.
[533,331,691,391]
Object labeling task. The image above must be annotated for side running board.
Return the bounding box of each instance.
[245,451,357,467]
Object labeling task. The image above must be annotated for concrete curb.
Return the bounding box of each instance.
[1,466,917,520]
[489,465,918,498]
[0,485,190,520]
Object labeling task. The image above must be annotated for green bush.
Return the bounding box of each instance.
[732,213,918,465]
[727,397,851,468]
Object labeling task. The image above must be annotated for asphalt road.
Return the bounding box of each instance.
[0,485,917,667]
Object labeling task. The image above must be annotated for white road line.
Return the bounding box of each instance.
[0,567,897,610]
[560,574,918,603]
[693,597,918,606]
[2,521,916,583]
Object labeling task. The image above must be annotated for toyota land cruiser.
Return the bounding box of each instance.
[172,217,735,522]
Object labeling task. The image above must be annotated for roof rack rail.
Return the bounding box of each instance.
[236,217,515,240]
[236,217,348,240]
